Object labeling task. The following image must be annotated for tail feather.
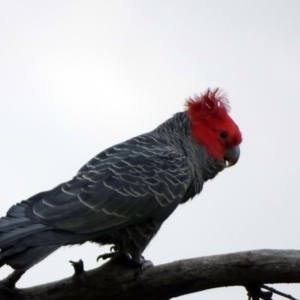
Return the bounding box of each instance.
[0,245,60,270]
[0,192,61,270]
[6,200,29,217]
[0,216,32,231]
[0,193,49,249]
[0,223,47,249]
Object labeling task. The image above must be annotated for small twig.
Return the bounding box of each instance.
[262,285,299,300]
[245,285,273,300]
[69,259,84,276]
[0,270,26,289]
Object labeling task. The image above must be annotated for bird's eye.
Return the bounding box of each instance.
[220,131,228,139]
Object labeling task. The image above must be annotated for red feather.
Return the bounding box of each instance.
[186,88,242,160]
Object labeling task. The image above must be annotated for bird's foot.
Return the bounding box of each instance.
[96,249,153,272]
[0,270,26,294]
[246,285,273,300]
[96,247,131,262]
[130,255,153,273]
[113,253,153,274]
[96,246,118,261]
[69,259,84,276]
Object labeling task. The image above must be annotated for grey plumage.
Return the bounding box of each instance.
[0,112,225,270]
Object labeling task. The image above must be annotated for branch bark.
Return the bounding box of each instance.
[1,249,300,300]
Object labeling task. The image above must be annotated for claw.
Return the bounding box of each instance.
[97,246,120,262]
[96,252,117,262]
[134,256,153,274]
[96,250,153,274]
[110,246,118,252]
[116,253,153,273]
[140,259,153,272]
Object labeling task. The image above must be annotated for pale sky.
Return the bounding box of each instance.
[0,1,300,299]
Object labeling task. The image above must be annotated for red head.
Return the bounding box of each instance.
[186,88,242,166]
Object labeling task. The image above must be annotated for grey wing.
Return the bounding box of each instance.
[32,145,191,235]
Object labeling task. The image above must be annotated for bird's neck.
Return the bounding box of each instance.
[153,112,224,182]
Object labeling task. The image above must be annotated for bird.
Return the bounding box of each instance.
[0,88,242,284]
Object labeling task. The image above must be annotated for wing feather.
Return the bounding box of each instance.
[33,136,191,234]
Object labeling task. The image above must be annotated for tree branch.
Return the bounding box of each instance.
[1,249,300,300]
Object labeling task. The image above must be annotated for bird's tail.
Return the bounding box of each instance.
[0,192,60,270]
[0,245,60,270]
